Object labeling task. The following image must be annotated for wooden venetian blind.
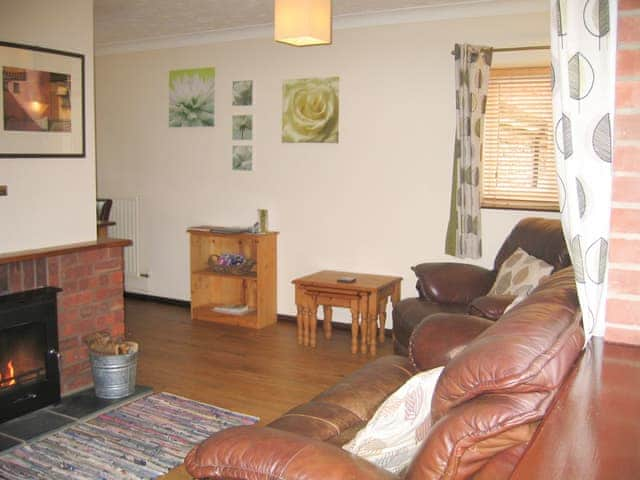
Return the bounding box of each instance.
[481,67,559,211]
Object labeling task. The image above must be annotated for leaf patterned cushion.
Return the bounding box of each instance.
[489,247,554,297]
[342,366,444,474]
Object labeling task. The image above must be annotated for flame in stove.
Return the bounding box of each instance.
[7,361,15,386]
[0,361,16,387]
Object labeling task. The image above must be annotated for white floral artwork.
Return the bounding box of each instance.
[232,145,252,171]
[232,80,253,106]
[232,115,252,140]
[169,67,215,127]
[282,76,339,143]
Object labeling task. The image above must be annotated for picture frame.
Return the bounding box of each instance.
[0,41,85,158]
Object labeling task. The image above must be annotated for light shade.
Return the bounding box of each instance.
[274,0,332,47]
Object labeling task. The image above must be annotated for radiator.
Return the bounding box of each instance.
[109,197,139,277]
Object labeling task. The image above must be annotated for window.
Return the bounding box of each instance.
[481,67,559,211]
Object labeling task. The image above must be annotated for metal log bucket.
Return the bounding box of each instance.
[90,351,138,399]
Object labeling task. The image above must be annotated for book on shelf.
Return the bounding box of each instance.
[190,225,254,234]
[211,304,253,315]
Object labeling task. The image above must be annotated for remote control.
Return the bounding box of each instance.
[337,277,356,283]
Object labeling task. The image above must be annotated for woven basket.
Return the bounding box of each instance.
[208,255,256,275]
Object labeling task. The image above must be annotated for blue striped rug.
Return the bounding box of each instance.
[0,392,258,479]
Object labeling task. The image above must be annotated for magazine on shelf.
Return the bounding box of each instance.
[212,304,253,315]
[190,225,253,234]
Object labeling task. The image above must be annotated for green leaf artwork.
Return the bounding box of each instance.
[555,114,574,159]
[568,53,594,101]
[232,80,253,106]
[585,237,608,284]
[558,176,567,212]
[571,235,585,284]
[282,77,339,143]
[232,145,252,171]
[232,115,252,140]
[583,0,610,39]
[593,113,612,163]
[169,67,215,127]
[577,177,586,218]
[556,0,568,38]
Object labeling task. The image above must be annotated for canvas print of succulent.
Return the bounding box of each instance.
[232,115,252,140]
[282,76,339,143]
[232,145,252,171]
[232,80,253,106]
[169,67,215,127]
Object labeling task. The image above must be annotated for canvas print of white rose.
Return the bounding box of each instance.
[232,80,253,106]
[169,67,215,127]
[232,115,252,140]
[232,145,252,171]
[282,77,339,143]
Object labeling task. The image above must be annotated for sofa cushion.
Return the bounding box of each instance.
[407,393,543,480]
[407,268,583,479]
[343,366,444,474]
[268,355,415,444]
[488,248,554,297]
[412,263,496,304]
[393,298,467,355]
[493,217,570,272]
[467,295,516,320]
[432,267,583,419]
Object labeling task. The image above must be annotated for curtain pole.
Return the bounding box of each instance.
[450,45,550,55]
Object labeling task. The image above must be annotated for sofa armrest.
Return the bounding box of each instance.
[468,295,516,320]
[412,263,496,304]
[185,425,398,480]
[409,314,495,371]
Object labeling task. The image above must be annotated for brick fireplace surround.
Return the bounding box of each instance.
[0,239,131,395]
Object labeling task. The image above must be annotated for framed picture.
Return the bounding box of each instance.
[0,41,85,158]
[169,67,215,127]
[232,80,253,106]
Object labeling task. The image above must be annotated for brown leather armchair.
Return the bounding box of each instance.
[184,267,583,480]
[392,217,571,355]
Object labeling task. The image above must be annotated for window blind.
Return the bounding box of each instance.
[481,67,559,211]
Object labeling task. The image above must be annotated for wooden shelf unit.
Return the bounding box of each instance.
[188,229,278,329]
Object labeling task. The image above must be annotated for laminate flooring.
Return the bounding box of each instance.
[125,298,394,425]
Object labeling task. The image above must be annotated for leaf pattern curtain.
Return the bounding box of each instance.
[551,0,617,338]
[445,44,493,259]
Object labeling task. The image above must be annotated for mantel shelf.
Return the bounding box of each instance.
[0,238,132,266]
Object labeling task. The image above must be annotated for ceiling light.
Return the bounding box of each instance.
[274,0,332,47]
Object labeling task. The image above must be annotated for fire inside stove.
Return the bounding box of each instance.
[0,322,47,393]
[0,361,16,387]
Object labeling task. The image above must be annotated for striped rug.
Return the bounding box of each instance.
[0,392,258,479]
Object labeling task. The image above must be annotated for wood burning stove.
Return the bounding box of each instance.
[0,287,61,423]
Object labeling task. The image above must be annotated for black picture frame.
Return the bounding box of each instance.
[0,41,85,158]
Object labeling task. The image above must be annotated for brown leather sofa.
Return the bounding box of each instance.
[393,217,571,355]
[184,266,583,479]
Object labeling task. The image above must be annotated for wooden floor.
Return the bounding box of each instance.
[125,297,394,425]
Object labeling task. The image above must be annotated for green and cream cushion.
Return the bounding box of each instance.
[489,247,554,297]
[342,366,444,474]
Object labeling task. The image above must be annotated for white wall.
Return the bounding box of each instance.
[96,11,557,324]
[0,0,96,253]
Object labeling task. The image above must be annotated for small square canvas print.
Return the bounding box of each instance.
[282,76,339,143]
[3,67,72,132]
[232,115,252,140]
[232,145,252,171]
[169,67,215,127]
[232,80,253,106]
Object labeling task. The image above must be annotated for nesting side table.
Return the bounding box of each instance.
[292,270,402,355]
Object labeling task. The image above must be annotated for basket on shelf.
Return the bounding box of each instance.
[208,254,256,275]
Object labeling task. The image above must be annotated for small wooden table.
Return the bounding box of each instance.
[292,270,402,355]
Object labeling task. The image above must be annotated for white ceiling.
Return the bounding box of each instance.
[94,0,503,47]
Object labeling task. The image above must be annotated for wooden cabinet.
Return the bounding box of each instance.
[188,229,278,328]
